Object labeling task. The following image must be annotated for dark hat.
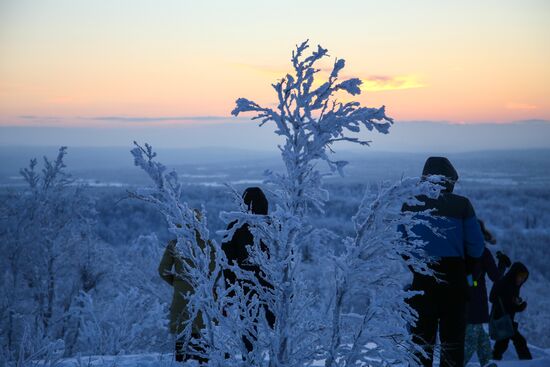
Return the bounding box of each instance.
[422,157,459,181]
[243,187,268,215]
[422,156,459,192]
[507,262,529,283]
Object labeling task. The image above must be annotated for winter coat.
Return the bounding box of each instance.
[222,223,273,290]
[402,157,485,259]
[221,187,273,291]
[466,247,506,324]
[158,232,215,335]
[490,262,529,321]
[402,157,485,306]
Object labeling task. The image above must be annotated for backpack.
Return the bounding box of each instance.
[489,298,515,341]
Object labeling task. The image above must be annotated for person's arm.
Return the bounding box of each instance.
[489,279,501,303]
[463,199,485,258]
[468,255,482,285]
[158,240,175,285]
[496,251,511,273]
[484,249,501,282]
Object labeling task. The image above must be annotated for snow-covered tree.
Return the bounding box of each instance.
[324,178,440,367]
[227,40,440,367]
[129,143,228,362]
[130,40,440,366]
[0,148,176,364]
[0,147,106,362]
[69,233,171,356]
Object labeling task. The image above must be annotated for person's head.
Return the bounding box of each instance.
[478,219,497,245]
[516,271,529,286]
[243,187,268,215]
[422,157,459,193]
[508,262,529,286]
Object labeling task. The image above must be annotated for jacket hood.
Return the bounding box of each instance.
[243,187,268,215]
[422,157,459,192]
[505,262,529,283]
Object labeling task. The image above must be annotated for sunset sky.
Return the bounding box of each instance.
[1,0,549,129]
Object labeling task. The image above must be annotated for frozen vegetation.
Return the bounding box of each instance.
[1,147,549,366]
[1,42,549,366]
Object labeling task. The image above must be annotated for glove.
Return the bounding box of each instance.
[517,301,527,312]
[496,251,512,268]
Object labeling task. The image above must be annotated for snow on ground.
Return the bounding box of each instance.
[34,345,550,367]
[464,345,550,367]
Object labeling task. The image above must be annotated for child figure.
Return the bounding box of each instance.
[490,262,532,360]
[464,220,509,367]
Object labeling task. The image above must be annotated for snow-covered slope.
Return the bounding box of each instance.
[465,345,550,367]
[42,345,550,367]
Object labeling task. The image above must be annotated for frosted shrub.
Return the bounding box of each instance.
[130,41,439,366]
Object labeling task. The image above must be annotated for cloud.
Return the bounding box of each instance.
[17,115,239,123]
[359,74,425,92]
[233,62,425,92]
[235,63,425,92]
[13,115,248,127]
[87,115,234,123]
[505,102,537,110]
[17,115,65,121]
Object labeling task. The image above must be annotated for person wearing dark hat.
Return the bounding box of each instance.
[402,157,485,367]
[464,220,510,367]
[490,262,532,360]
[221,187,275,357]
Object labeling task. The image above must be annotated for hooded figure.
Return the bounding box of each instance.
[422,156,459,192]
[406,157,485,259]
[402,157,485,367]
[221,187,275,356]
[466,220,507,324]
[490,262,532,360]
[463,221,509,367]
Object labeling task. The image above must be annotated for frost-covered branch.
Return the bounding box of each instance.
[129,142,267,366]
[228,40,395,367]
[324,177,442,367]
[232,40,393,215]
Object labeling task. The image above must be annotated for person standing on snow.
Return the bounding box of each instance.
[402,157,485,367]
[464,220,510,367]
[222,187,275,357]
[158,210,215,364]
[490,262,532,361]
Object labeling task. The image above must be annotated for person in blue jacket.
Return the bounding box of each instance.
[464,220,510,367]
[402,157,485,367]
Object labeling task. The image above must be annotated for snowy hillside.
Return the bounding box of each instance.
[2,42,549,367]
[28,345,550,367]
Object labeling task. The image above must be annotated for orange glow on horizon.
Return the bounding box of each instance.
[1,0,548,126]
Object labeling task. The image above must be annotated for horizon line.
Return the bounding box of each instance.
[1,115,548,128]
